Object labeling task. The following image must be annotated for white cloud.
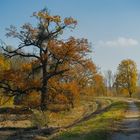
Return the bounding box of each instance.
[96,37,139,47]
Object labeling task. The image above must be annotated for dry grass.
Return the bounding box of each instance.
[0,120,31,128]
[47,96,112,127]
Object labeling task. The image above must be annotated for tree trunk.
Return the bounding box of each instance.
[40,63,48,111]
[129,92,132,98]
[41,85,47,111]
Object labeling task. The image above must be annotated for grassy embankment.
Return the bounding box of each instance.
[48,97,112,127]
[0,95,111,129]
[49,100,128,140]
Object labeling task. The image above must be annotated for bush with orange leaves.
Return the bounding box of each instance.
[48,77,79,110]
[20,91,41,108]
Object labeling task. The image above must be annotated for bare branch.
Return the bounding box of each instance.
[47,69,69,79]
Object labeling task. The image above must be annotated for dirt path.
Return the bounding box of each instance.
[111,100,140,140]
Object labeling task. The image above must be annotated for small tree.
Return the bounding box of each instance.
[0,9,91,110]
[114,59,138,97]
[104,70,114,90]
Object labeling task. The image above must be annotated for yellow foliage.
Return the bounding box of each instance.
[0,56,10,71]
[114,59,138,97]
[21,63,32,71]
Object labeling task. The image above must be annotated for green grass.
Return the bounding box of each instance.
[50,101,128,140]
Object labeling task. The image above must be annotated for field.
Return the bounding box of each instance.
[0,96,130,140]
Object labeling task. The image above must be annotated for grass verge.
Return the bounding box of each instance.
[50,101,128,140]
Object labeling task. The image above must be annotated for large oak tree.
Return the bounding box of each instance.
[0,9,91,110]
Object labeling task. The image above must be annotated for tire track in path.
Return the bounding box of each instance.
[111,100,140,140]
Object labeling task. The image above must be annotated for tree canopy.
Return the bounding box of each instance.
[0,9,95,110]
[114,59,138,97]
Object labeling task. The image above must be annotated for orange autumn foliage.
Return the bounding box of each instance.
[21,91,41,108]
[0,8,101,111]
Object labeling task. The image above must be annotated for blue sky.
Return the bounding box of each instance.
[0,0,140,73]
